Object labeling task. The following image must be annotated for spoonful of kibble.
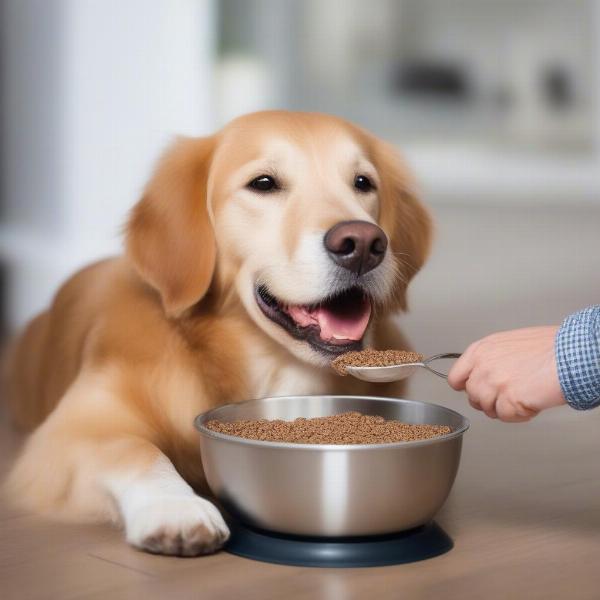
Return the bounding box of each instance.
[332,349,462,383]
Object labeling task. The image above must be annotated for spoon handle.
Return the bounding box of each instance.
[422,353,462,379]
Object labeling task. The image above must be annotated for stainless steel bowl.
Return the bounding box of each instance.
[195,395,469,537]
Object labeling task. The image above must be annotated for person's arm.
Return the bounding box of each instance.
[447,305,600,422]
[555,305,600,411]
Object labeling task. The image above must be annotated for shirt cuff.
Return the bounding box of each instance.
[555,305,600,410]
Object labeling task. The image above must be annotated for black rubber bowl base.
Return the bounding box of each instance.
[225,521,453,568]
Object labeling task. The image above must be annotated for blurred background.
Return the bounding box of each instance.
[1,0,599,382]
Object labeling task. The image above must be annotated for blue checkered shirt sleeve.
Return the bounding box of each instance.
[555,305,600,410]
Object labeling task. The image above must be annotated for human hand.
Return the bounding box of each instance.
[447,326,566,422]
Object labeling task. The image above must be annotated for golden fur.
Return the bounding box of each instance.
[3,111,431,554]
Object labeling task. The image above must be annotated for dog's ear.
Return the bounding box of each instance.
[126,136,217,317]
[370,138,433,311]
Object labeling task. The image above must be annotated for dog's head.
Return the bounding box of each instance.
[127,111,431,367]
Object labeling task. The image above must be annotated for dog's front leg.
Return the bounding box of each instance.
[6,372,229,557]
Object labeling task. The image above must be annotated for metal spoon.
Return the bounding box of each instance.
[344,353,462,383]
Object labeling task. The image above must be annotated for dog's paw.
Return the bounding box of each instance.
[125,495,230,556]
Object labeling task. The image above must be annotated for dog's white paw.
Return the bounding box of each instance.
[125,495,230,556]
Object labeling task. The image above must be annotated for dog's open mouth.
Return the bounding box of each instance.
[255,285,371,355]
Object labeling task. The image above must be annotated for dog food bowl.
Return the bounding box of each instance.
[195,395,468,566]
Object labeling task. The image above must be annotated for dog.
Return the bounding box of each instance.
[3,111,431,556]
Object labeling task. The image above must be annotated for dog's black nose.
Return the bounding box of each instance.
[324,220,388,275]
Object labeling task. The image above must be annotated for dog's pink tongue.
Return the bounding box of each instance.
[287,296,371,342]
[315,299,371,341]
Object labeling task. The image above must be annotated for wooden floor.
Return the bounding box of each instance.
[2,387,600,600]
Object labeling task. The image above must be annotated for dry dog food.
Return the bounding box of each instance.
[331,348,424,375]
[205,411,451,444]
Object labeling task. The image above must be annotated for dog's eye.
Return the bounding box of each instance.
[248,175,278,193]
[354,175,375,192]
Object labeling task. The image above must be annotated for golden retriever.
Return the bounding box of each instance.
[3,111,431,556]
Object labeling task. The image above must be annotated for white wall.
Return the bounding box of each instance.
[0,0,216,330]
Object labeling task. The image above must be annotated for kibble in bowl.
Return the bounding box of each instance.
[206,411,451,444]
[195,395,469,537]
